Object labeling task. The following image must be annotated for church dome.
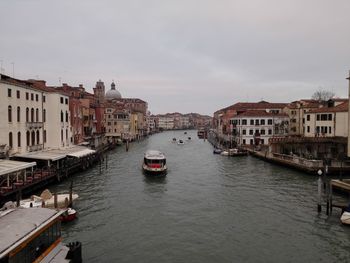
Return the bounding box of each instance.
[105,82,122,99]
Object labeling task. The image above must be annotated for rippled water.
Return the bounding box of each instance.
[51,130,350,262]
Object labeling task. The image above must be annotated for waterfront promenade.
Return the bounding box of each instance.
[49,130,350,262]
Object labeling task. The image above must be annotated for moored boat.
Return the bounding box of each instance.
[172,137,177,142]
[60,207,78,222]
[0,205,82,262]
[142,150,167,176]
[213,148,222,154]
[228,148,248,157]
[341,204,350,225]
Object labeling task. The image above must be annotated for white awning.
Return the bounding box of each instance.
[0,160,36,176]
[67,149,96,158]
[15,151,66,161]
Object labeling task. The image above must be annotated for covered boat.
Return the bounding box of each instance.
[142,150,167,176]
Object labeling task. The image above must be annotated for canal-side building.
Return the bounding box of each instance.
[158,115,175,130]
[304,101,348,138]
[231,110,289,146]
[0,74,71,157]
[213,101,287,145]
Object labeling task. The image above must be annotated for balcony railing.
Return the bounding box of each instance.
[27,144,44,152]
[26,122,43,129]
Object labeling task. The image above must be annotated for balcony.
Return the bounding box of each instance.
[26,122,43,129]
[27,144,44,152]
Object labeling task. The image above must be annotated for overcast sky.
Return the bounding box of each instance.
[1,0,349,115]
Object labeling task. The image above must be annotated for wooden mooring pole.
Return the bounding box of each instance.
[317,176,322,213]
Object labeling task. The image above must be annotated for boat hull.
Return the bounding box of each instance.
[142,165,167,176]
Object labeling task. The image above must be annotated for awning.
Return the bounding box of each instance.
[67,149,96,158]
[0,160,36,176]
[15,151,66,161]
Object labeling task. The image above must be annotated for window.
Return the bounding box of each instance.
[242,129,246,135]
[329,126,332,134]
[268,129,272,135]
[8,89,11,97]
[16,90,20,98]
[61,129,63,141]
[8,106,12,122]
[36,109,39,122]
[66,129,68,140]
[242,119,247,125]
[255,119,259,125]
[261,139,264,145]
[26,92,29,100]
[316,126,320,133]
[43,95,46,102]
[35,94,38,101]
[260,119,265,125]
[317,114,320,121]
[60,97,64,104]
[65,98,68,104]
[31,93,34,101]
[31,108,34,122]
[43,130,47,143]
[17,132,21,147]
[243,139,246,144]
[36,130,40,144]
[307,115,310,121]
[307,126,310,133]
[61,111,64,122]
[65,111,68,122]
[268,119,272,125]
[9,132,13,148]
[260,129,265,135]
[26,108,29,122]
[250,119,254,125]
[17,106,20,122]
[250,139,254,145]
[249,129,254,135]
[328,114,332,121]
[31,131,35,145]
[26,131,30,146]
[43,109,46,122]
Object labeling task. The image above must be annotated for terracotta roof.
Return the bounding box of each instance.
[233,110,289,118]
[309,101,348,113]
[216,101,288,114]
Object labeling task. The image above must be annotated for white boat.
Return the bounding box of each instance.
[177,140,185,145]
[0,206,82,262]
[341,211,350,225]
[20,189,79,209]
[142,150,167,176]
[221,151,229,156]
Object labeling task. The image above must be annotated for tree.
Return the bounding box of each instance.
[311,89,335,102]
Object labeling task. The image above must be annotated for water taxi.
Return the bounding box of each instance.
[142,150,167,176]
[0,206,81,262]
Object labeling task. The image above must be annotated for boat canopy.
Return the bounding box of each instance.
[144,150,166,160]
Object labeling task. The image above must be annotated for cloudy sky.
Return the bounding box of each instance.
[1,0,349,115]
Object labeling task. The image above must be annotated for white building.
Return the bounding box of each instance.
[231,110,289,146]
[304,101,348,137]
[158,116,174,130]
[0,74,71,156]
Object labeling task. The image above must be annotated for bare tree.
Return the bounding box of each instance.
[311,88,335,101]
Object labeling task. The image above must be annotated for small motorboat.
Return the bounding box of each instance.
[172,137,177,143]
[221,151,229,156]
[213,148,222,154]
[228,148,248,157]
[178,140,185,145]
[60,207,78,222]
[341,204,350,225]
[184,132,187,134]
[188,137,191,140]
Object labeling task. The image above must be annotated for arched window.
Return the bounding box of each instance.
[43,109,46,122]
[17,132,21,147]
[8,106,12,122]
[9,132,13,148]
[61,111,64,122]
[31,131,35,146]
[61,129,63,142]
[66,128,68,140]
[26,108,29,122]
[26,131,30,146]
[36,130,40,144]
[36,108,39,122]
[43,130,46,143]
[66,111,68,122]
[17,107,20,122]
[31,108,34,122]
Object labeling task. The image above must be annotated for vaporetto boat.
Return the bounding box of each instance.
[142,150,167,176]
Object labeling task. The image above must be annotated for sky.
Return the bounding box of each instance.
[0,0,350,115]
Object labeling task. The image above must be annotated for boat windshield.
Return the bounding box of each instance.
[144,158,166,165]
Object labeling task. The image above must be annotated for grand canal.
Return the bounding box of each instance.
[52,130,350,262]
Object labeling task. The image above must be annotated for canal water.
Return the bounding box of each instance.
[52,130,350,262]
